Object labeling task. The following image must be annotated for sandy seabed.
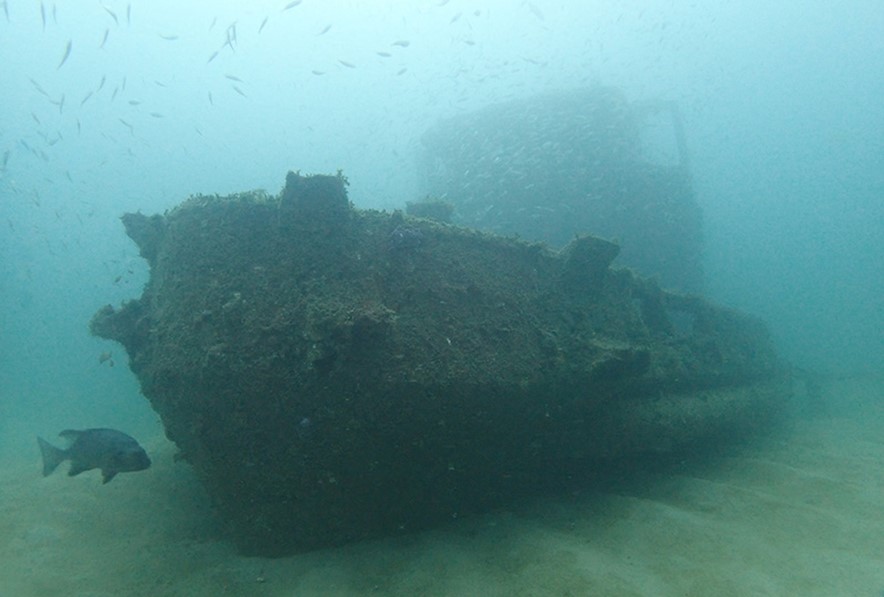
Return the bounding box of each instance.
[1,376,882,597]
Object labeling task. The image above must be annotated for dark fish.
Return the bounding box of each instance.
[37,428,151,484]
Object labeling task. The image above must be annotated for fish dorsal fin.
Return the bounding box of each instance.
[58,429,82,441]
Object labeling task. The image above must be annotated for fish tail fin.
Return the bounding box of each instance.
[37,436,66,477]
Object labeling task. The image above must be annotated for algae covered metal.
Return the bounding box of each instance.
[91,172,787,555]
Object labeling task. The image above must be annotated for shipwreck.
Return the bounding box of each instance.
[91,171,789,555]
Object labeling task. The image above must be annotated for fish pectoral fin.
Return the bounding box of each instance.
[102,470,118,484]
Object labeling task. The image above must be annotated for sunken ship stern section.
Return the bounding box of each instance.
[91,172,789,555]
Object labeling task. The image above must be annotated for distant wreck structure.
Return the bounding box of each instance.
[92,172,787,556]
[419,86,703,292]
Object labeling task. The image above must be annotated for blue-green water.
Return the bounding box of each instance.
[1,1,882,594]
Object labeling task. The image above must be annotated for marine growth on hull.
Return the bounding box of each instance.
[91,171,789,555]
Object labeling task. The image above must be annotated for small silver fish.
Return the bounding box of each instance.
[526,2,544,20]
[103,5,118,25]
[57,39,72,69]
[29,78,48,96]
[49,93,65,114]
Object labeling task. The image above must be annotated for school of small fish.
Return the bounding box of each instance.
[1,0,551,262]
